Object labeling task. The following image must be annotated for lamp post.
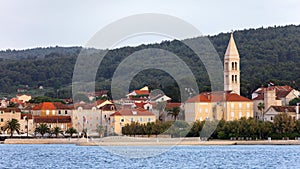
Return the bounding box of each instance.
[296,103,299,120]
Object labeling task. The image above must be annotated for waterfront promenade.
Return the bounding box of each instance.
[3,136,300,146]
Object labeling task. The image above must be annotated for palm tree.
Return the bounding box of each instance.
[3,119,20,137]
[257,102,265,121]
[66,127,77,137]
[96,125,105,138]
[167,107,181,121]
[35,123,50,137]
[52,127,63,138]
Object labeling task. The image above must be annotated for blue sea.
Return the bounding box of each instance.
[0,144,299,168]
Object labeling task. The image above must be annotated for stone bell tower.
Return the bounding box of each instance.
[224,33,240,95]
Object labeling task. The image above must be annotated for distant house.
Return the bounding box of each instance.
[252,85,300,120]
[149,93,171,102]
[185,91,253,122]
[16,94,32,103]
[31,102,72,130]
[109,108,156,135]
[264,106,299,122]
[0,108,21,134]
[126,86,150,100]
[0,100,10,108]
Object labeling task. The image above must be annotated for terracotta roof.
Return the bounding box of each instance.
[31,102,71,110]
[134,90,149,95]
[166,102,181,108]
[268,106,299,113]
[0,107,21,112]
[253,85,294,100]
[134,102,147,108]
[110,108,154,116]
[33,116,71,123]
[186,91,250,103]
[21,113,32,119]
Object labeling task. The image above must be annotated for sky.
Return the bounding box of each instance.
[0,0,300,50]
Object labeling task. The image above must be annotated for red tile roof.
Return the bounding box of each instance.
[268,106,299,113]
[253,85,294,100]
[21,113,32,119]
[166,102,182,108]
[134,90,149,95]
[110,108,154,116]
[0,107,21,112]
[31,102,71,110]
[134,102,147,108]
[186,91,251,103]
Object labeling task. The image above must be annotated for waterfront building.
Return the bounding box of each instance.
[109,108,156,135]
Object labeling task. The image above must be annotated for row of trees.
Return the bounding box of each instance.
[0,119,78,138]
[122,113,300,140]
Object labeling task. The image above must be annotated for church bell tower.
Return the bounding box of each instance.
[224,33,240,95]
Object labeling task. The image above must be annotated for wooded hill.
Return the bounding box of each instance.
[0,25,300,101]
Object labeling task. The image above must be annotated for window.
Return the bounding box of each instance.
[65,110,68,114]
[247,103,250,108]
[205,109,208,113]
[231,112,234,118]
[231,103,234,108]
[232,75,234,82]
[239,112,242,118]
[232,62,234,70]
[270,116,273,120]
[58,110,61,114]
[0,111,3,114]
[131,118,134,122]
[200,109,202,113]
[0,118,3,122]
[46,110,49,115]
[52,110,55,115]
[246,112,250,118]
[225,62,228,71]
[120,118,124,123]
[139,117,143,122]
[239,103,242,108]
[148,118,152,122]
[235,62,238,70]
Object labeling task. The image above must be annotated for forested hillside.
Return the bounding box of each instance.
[0,25,300,101]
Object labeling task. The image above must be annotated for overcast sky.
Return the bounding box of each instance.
[0,0,300,50]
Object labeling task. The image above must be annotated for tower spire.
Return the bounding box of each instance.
[225,33,239,58]
[224,33,240,95]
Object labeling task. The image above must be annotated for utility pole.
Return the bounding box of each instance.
[296,103,299,120]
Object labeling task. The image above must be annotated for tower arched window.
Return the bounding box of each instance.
[235,62,238,70]
[232,62,234,70]
[235,75,238,83]
[225,62,228,71]
[232,75,234,82]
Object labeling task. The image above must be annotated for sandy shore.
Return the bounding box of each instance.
[3,137,300,146]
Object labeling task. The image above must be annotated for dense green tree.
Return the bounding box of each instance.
[167,107,181,121]
[2,119,20,137]
[35,123,50,137]
[52,127,63,138]
[66,127,77,137]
